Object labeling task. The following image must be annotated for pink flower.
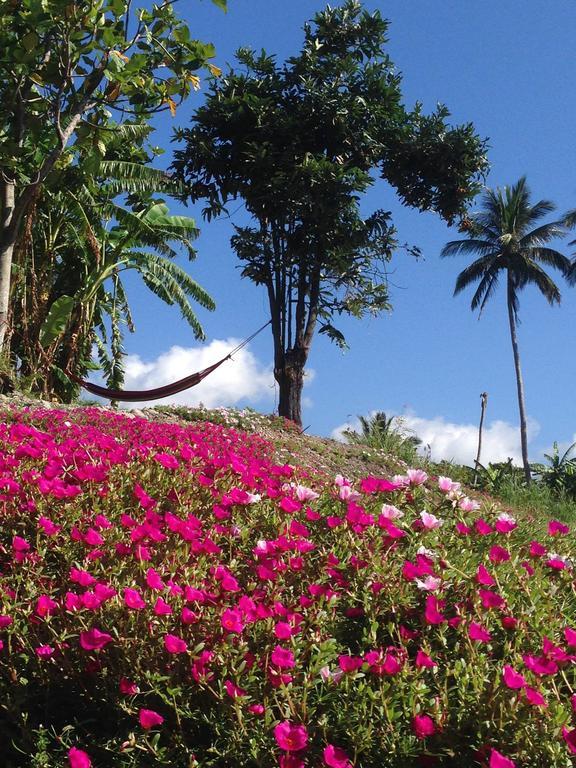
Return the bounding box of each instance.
[412,714,435,740]
[275,621,295,639]
[459,497,480,512]
[153,597,172,616]
[338,655,364,673]
[407,468,428,486]
[146,568,165,590]
[468,622,491,643]
[548,519,569,536]
[68,747,91,768]
[323,744,353,768]
[35,644,55,658]
[415,650,437,669]
[294,484,319,502]
[562,726,576,755]
[119,677,139,695]
[271,645,295,669]
[224,679,247,698]
[524,687,546,707]
[420,511,443,530]
[437,476,460,493]
[249,703,265,715]
[476,564,496,586]
[424,595,446,625]
[38,516,60,536]
[502,666,526,690]
[164,634,188,654]
[489,749,516,768]
[489,545,510,564]
[123,587,146,610]
[36,594,58,617]
[564,627,576,647]
[380,504,403,520]
[221,608,244,633]
[415,575,442,592]
[79,628,113,651]
[279,756,304,768]
[139,708,164,729]
[12,535,30,552]
[274,721,308,752]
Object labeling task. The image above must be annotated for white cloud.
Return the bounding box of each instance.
[122,339,275,409]
[332,410,541,467]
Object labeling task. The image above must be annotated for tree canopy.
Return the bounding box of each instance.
[0,0,226,357]
[171,0,489,424]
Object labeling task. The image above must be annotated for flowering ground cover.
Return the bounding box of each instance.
[0,407,575,767]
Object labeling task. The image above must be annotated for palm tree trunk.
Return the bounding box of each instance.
[507,277,531,484]
[473,392,488,486]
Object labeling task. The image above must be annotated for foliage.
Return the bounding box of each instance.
[532,442,576,500]
[442,177,572,484]
[0,0,226,351]
[343,411,422,465]
[0,407,575,766]
[471,459,522,494]
[172,0,488,424]
[9,126,214,401]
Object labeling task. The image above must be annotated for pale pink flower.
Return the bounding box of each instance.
[415,575,442,592]
[294,484,319,502]
[420,511,443,529]
[459,496,480,512]
[406,468,428,486]
[380,503,403,520]
[437,476,461,493]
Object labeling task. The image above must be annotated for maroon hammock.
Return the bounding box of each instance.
[67,321,270,403]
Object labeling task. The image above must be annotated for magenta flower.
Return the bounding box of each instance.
[164,634,188,654]
[489,749,516,768]
[489,545,510,564]
[35,644,55,658]
[562,726,576,755]
[274,721,308,752]
[502,665,526,690]
[468,622,491,643]
[424,595,446,625]
[36,594,58,618]
[323,744,353,768]
[224,679,247,698]
[476,564,496,586]
[411,714,436,740]
[139,708,164,729]
[68,747,92,768]
[564,627,576,647]
[123,587,146,610]
[548,519,569,536]
[338,655,364,673]
[524,687,546,707]
[415,650,437,669]
[221,608,244,633]
[12,535,30,552]
[79,628,113,651]
[119,677,139,695]
[271,645,295,669]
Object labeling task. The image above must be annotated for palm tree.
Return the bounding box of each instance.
[442,177,571,483]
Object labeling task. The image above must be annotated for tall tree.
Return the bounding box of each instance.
[0,0,225,354]
[171,1,488,426]
[442,177,571,483]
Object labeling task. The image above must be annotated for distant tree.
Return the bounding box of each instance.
[343,411,422,463]
[0,0,226,354]
[442,177,571,484]
[172,1,488,426]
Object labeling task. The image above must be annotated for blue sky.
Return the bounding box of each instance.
[117,1,576,467]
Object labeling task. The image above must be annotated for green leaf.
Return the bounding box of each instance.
[40,295,76,348]
[211,0,227,10]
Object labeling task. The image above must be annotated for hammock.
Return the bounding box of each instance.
[67,321,271,403]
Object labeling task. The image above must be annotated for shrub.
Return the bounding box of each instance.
[0,408,575,767]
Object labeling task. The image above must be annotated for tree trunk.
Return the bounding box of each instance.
[275,346,307,427]
[473,392,488,486]
[0,182,17,353]
[507,279,531,484]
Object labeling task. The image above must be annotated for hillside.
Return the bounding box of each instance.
[0,401,575,767]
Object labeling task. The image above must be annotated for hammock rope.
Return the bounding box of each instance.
[67,320,271,403]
